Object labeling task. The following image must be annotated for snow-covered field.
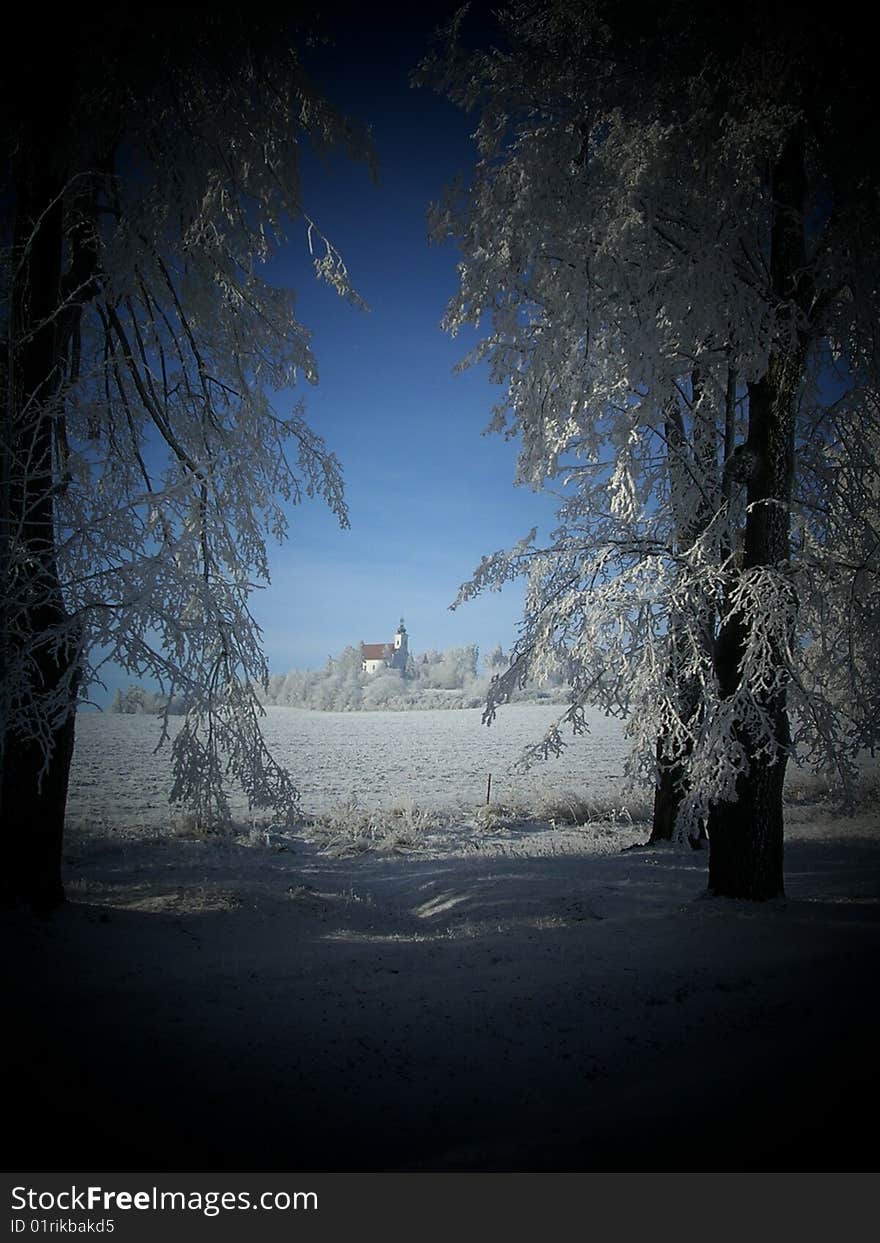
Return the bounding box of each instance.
[7,704,879,1174]
[67,703,635,834]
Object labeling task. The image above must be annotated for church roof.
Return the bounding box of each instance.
[361,643,388,661]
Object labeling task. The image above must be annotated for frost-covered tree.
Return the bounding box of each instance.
[1,13,371,910]
[419,644,480,691]
[111,686,177,716]
[423,0,880,898]
[486,643,507,671]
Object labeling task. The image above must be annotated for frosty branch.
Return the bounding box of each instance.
[1,12,373,910]
[424,0,880,899]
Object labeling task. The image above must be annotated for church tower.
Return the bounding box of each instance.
[392,618,408,669]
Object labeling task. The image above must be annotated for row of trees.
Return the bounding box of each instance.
[260,641,565,710]
[421,0,880,897]
[263,643,484,710]
[111,643,565,713]
[109,687,187,716]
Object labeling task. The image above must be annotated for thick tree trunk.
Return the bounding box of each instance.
[706,128,809,900]
[1,89,80,914]
[706,714,787,900]
[707,364,798,899]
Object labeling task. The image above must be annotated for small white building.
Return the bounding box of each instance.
[361,619,408,675]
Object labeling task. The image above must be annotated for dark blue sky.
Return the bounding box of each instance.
[253,4,559,671]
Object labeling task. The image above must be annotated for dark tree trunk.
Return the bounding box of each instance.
[649,376,713,848]
[651,767,708,847]
[707,127,810,901]
[706,716,788,900]
[1,79,81,914]
[2,654,81,915]
[707,362,799,899]
[650,747,684,842]
[650,713,707,849]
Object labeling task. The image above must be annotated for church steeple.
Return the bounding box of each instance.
[392,617,408,666]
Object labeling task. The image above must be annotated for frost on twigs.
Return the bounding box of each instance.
[2,15,373,829]
[170,684,300,834]
[423,1,880,846]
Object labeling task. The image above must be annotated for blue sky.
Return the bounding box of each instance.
[250,5,560,673]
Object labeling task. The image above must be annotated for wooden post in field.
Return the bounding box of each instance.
[486,773,492,805]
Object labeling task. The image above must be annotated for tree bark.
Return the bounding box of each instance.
[649,377,713,847]
[1,78,80,914]
[707,127,810,900]
[650,746,685,842]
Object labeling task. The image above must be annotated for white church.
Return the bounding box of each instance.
[361,619,409,675]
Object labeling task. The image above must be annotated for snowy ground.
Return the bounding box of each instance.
[6,708,880,1173]
[66,703,635,831]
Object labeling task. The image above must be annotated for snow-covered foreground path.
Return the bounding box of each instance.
[7,812,880,1172]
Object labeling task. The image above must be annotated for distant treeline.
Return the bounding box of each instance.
[109,644,566,715]
[259,643,565,712]
[109,686,188,715]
